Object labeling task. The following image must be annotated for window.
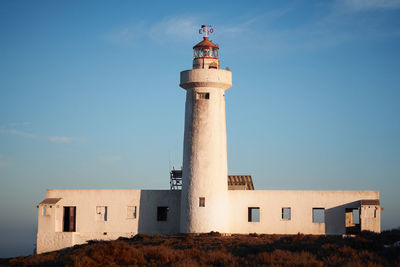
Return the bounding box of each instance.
[199,197,205,207]
[353,209,360,224]
[63,206,76,232]
[96,206,108,221]
[157,206,168,221]
[196,92,210,100]
[312,208,325,223]
[42,206,47,216]
[248,207,260,222]
[282,207,291,220]
[127,206,137,219]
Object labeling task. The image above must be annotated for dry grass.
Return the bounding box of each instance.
[1,230,400,266]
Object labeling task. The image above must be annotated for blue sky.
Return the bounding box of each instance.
[1,0,399,257]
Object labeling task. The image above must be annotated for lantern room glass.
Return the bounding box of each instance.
[194,47,218,59]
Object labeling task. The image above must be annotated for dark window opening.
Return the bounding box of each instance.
[282,207,291,220]
[157,206,168,221]
[199,197,205,207]
[196,92,210,100]
[63,206,76,232]
[248,207,260,222]
[312,208,325,223]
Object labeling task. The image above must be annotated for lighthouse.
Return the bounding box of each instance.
[179,25,232,233]
[34,25,382,254]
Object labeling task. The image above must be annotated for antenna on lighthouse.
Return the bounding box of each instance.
[199,25,214,38]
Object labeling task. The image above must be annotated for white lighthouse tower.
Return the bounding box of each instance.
[179,26,232,233]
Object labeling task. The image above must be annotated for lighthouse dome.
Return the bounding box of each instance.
[193,37,219,59]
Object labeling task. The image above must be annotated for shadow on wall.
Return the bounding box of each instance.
[138,190,181,235]
[325,201,360,235]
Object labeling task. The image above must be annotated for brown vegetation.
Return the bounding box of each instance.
[1,230,400,266]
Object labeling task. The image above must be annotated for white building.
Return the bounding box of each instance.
[36,26,381,254]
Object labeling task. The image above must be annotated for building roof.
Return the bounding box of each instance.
[193,37,219,49]
[228,175,254,190]
[360,199,380,205]
[39,198,62,205]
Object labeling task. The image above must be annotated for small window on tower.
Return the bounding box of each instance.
[196,92,210,100]
[199,197,205,207]
[209,63,218,69]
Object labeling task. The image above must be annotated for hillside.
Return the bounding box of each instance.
[1,230,399,266]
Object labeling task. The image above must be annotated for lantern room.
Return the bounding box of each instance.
[193,37,219,59]
[192,25,220,69]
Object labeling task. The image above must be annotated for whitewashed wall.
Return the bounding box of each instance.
[37,189,180,254]
[228,190,380,235]
[37,188,381,254]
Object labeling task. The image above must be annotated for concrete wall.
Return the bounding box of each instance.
[37,189,181,254]
[228,190,380,235]
[361,204,381,232]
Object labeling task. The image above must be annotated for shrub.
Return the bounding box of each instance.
[5,230,400,266]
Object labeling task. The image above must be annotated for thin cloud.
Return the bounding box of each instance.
[8,122,31,127]
[105,3,399,54]
[99,155,122,164]
[219,6,293,36]
[148,16,199,43]
[105,16,200,47]
[338,0,400,11]
[0,125,36,139]
[105,21,146,47]
[217,1,400,55]
[49,136,73,144]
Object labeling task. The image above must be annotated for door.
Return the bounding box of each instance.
[63,206,76,232]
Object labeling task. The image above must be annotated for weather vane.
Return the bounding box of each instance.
[199,25,213,38]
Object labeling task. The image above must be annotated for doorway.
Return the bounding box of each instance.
[345,208,360,234]
[63,206,76,232]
